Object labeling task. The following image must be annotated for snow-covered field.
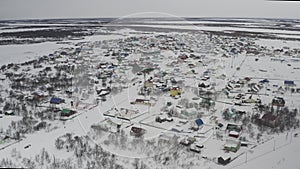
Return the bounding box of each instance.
[0,18,300,169]
[0,42,71,65]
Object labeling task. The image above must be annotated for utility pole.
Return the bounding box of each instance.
[273,139,276,151]
[231,54,234,68]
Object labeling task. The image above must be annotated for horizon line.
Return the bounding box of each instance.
[1,16,300,22]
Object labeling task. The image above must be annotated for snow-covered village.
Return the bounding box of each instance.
[1,10,300,169]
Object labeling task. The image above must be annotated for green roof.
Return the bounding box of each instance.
[61,109,71,115]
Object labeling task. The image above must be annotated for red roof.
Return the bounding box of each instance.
[261,113,277,121]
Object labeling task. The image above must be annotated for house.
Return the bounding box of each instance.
[188,63,196,68]
[158,133,176,143]
[242,96,261,104]
[276,86,285,94]
[224,139,241,152]
[284,80,295,87]
[218,156,231,165]
[141,50,160,57]
[191,118,204,130]
[223,108,237,119]
[60,108,76,120]
[195,118,204,126]
[4,110,14,116]
[106,119,122,133]
[259,79,269,84]
[171,127,182,133]
[217,123,224,129]
[180,137,196,146]
[180,109,197,118]
[155,115,173,123]
[178,54,188,60]
[65,87,75,95]
[130,99,151,106]
[203,70,211,76]
[190,144,201,153]
[272,97,285,107]
[50,97,65,104]
[260,113,278,128]
[234,93,245,100]
[96,88,111,97]
[250,84,260,93]
[33,121,47,131]
[0,74,6,81]
[170,86,182,97]
[44,84,53,90]
[144,80,154,88]
[198,81,210,88]
[229,130,240,138]
[130,127,145,137]
[226,124,242,132]
[201,97,215,106]
[32,91,46,100]
[244,77,251,82]
[225,91,235,99]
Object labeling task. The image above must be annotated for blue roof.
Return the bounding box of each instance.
[284,80,294,85]
[50,97,63,104]
[259,79,269,83]
[107,65,114,69]
[195,118,204,126]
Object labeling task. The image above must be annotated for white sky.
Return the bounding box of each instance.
[0,0,299,20]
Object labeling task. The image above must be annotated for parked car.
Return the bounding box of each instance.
[24,144,31,149]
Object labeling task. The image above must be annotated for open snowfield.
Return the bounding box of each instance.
[0,42,72,65]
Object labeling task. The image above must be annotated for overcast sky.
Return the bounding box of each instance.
[0,0,299,20]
